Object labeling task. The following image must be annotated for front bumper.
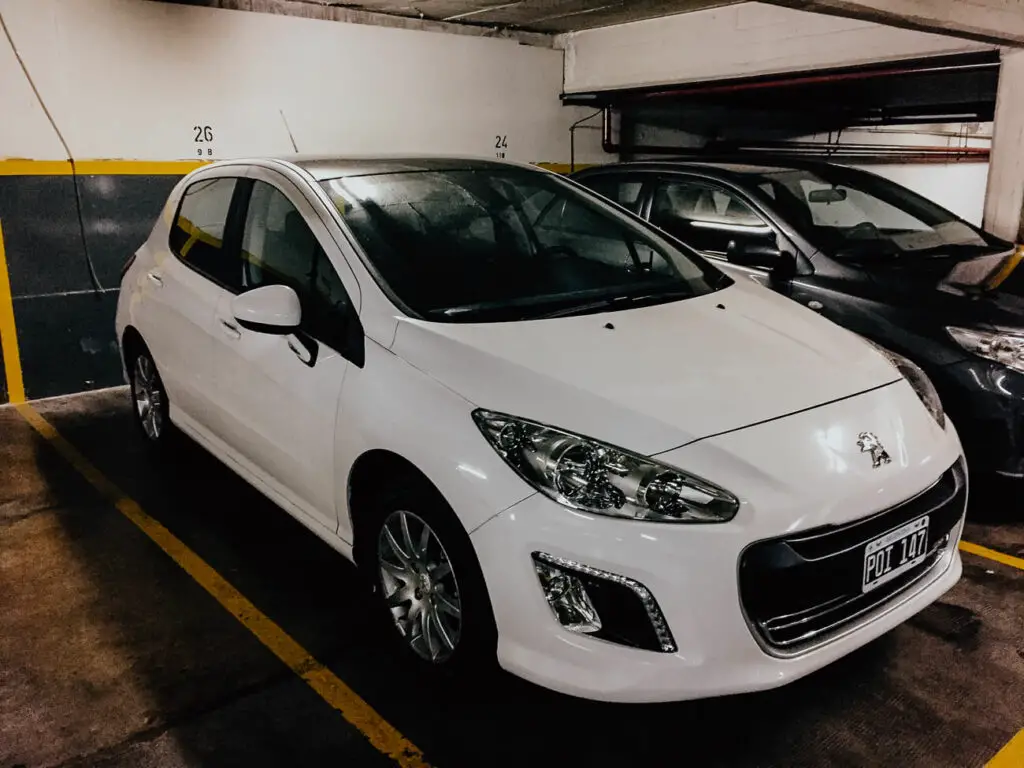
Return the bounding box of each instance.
[472,495,962,702]
[468,381,965,702]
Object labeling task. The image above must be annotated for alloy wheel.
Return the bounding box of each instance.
[132,355,164,441]
[377,510,463,663]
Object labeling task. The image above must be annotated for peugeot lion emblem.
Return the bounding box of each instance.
[857,431,891,468]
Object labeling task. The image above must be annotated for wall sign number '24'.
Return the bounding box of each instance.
[495,135,508,159]
[194,125,215,157]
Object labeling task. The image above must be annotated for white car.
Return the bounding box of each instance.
[115,156,966,703]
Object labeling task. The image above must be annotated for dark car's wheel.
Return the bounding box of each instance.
[129,347,172,446]
[363,478,497,675]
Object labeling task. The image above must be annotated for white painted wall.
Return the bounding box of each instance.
[0,0,605,165]
[562,1,994,94]
[800,126,992,225]
[855,163,990,226]
[0,13,65,161]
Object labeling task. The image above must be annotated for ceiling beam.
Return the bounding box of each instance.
[770,0,1024,47]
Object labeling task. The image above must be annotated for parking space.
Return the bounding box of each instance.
[2,389,1022,768]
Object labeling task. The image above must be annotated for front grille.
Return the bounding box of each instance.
[739,458,966,653]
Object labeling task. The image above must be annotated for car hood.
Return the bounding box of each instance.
[390,280,902,456]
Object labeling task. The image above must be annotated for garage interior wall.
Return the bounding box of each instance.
[0,0,605,404]
[563,2,999,224]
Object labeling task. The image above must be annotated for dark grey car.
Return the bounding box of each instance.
[572,159,1024,482]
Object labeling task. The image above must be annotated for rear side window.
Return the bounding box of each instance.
[581,175,645,213]
[169,177,238,287]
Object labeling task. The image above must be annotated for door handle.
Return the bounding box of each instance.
[808,300,824,311]
[147,271,163,287]
[219,319,242,339]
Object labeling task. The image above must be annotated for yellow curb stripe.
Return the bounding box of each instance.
[988,729,1024,767]
[14,403,430,768]
[958,540,1024,572]
[0,220,25,404]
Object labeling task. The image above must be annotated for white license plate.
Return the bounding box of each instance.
[862,515,929,593]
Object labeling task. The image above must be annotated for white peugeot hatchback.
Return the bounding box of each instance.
[116,156,966,702]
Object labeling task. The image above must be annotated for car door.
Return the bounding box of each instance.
[138,174,245,424]
[205,170,362,532]
[647,175,784,288]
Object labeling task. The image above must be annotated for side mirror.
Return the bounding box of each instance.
[232,284,301,334]
[727,241,797,279]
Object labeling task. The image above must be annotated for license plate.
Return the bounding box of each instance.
[862,515,929,593]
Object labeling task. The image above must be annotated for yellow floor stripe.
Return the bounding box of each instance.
[959,540,1024,572]
[14,403,430,768]
[0,220,25,404]
[988,729,1024,767]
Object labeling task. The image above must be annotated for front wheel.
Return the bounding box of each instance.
[364,481,497,675]
[129,348,171,445]
[378,509,464,663]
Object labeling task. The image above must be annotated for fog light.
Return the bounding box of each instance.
[533,559,602,634]
[532,552,677,653]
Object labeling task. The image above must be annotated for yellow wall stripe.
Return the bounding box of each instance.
[988,729,1024,767]
[13,402,430,768]
[0,159,209,176]
[73,160,210,176]
[0,159,579,176]
[0,159,73,176]
[959,540,1024,571]
[0,220,25,404]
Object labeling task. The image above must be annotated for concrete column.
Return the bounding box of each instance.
[984,49,1024,243]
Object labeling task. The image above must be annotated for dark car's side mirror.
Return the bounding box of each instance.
[727,241,797,279]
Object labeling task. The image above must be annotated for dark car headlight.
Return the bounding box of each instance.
[473,410,739,523]
[947,326,1024,376]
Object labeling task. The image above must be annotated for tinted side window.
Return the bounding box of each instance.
[169,177,240,287]
[651,178,775,258]
[241,180,351,352]
[581,175,645,213]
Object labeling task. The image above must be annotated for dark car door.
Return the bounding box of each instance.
[644,174,798,291]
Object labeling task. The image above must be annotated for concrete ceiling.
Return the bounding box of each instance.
[346,0,739,32]
[257,0,741,33]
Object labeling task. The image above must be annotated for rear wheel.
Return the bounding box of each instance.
[129,348,171,446]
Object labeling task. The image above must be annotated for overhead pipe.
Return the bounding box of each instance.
[597,108,990,164]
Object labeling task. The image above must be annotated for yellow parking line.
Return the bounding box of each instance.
[14,403,430,768]
[0,220,26,404]
[988,729,1024,767]
[959,540,1024,572]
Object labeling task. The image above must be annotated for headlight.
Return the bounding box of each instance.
[863,339,945,428]
[473,410,739,523]
[947,326,1024,376]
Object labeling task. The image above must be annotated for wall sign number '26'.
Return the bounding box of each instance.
[495,134,508,159]
[194,125,215,157]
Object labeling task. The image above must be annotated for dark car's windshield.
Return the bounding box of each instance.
[319,168,730,322]
[745,166,1009,261]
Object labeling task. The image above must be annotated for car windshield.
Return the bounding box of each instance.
[319,168,730,322]
[745,166,1006,261]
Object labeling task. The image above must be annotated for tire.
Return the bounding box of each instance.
[362,476,497,678]
[128,345,173,448]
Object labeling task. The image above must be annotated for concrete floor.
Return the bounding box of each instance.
[1,388,1022,768]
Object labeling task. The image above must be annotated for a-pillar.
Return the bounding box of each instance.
[984,48,1024,244]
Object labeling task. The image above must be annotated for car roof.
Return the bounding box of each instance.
[272,155,525,181]
[576,157,851,181]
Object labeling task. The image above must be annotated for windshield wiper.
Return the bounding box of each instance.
[534,288,693,319]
